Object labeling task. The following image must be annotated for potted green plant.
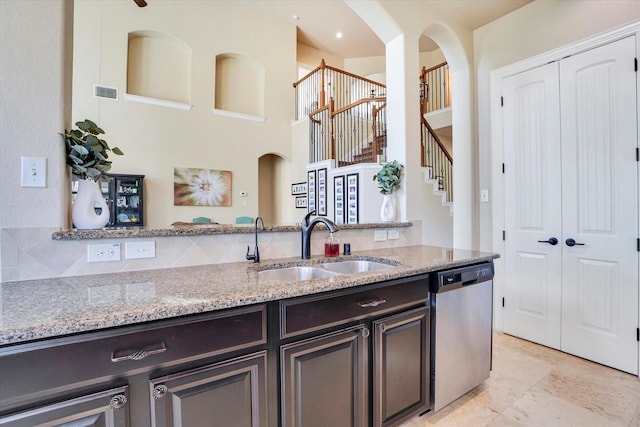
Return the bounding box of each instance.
[62,119,124,229]
[63,119,124,181]
[372,160,404,221]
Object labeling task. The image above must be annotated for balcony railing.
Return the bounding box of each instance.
[295,60,387,165]
[420,62,451,114]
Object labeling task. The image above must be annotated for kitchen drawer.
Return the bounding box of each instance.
[0,304,266,412]
[280,275,428,339]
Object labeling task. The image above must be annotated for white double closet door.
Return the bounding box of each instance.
[503,36,639,375]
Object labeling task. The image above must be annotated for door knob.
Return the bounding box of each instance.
[565,238,585,247]
[537,237,558,245]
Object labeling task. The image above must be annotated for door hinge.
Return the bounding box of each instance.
[637,327,639,342]
[500,96,504,107]
[502,297,505,307]
[502,163,505,174]
[502,230,506,241]
[637,238,639,252]
[636,147,639,161]
[635,57,638,72]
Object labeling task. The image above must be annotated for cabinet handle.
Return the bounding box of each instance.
[152,384,168,400]
[109,394,127,410]
[357,299,386,308]
[379,323,387,333]
[111,341,166,362]
[361,328,370,338]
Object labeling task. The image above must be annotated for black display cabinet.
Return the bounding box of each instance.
[105,173,144,227]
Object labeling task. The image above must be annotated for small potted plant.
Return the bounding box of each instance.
[373,160,404,222]
[62,119,124,229]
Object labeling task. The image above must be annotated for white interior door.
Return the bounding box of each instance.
[503,62,563,349]
[559,36,638,375]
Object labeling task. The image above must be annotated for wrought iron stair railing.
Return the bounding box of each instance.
[420,62,453,203]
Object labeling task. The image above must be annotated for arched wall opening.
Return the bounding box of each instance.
[258,153,287,226]
[420,23,475,249]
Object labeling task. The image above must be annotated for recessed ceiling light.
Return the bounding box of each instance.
[292,14,300,20]
[336,32,343,39]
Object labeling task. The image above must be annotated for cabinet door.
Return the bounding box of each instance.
[0,386,129,427]
[280,325,368,427]
[372,307,430,427]
[149,351,267,427]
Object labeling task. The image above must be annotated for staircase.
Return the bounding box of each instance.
[420,62,453,204]
[293,59,453,208]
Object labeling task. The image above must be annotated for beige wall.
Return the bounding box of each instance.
[72,0,297,228]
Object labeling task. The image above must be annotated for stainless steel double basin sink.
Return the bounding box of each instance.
[258,259,399,282]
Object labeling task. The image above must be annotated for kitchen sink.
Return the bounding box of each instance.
[258,266,339,281]
[258,258,400,282]
[320,260,396,274]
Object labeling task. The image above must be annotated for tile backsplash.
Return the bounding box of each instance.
[0,224,421,283]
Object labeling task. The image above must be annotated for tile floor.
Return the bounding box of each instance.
[400,332,640,427]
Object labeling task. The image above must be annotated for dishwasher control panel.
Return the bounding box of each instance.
[432,263,494,293]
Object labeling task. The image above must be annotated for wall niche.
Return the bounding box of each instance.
[214,53,265,119]
[127,30,191,107]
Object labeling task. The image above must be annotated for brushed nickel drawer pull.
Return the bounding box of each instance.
[109,394,127,410]
[357,299,387,308]
[111,342,166,362]
[152,384,168,400]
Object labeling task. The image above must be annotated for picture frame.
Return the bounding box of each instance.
[295,196,308,209]
[346,173,359,224]
[317,168,327,216]
[291,182,307,195]
[307,170,316,214]
[333,175,345,225]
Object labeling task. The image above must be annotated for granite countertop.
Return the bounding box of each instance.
[0,245,498,346]
[51,222,412,240]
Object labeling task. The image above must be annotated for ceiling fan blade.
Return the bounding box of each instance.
[133,0,147,7]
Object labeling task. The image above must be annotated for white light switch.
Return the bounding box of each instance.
[21,157,46,187]
[480,189,490,203]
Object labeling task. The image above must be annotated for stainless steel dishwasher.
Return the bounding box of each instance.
[430,262,494,412]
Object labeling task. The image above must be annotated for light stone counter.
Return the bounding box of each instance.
[0,245,498,346]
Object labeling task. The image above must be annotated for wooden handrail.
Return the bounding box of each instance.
[422,116,452,163]
[422,61,448,76]
[294,59,387,89]
[331,97,386,116]
[293,59,325,88]
[308,104,330,119]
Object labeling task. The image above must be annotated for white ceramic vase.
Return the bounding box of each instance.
[72,179,110,229]
[380,193,395,222]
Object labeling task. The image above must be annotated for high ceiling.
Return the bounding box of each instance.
[251,0,534,58]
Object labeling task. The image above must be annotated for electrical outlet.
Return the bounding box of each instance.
[125,241,156,259]
[87,243,121,263]
[388,229,400,240]
[480,189,490,203]
[374,230,387,241]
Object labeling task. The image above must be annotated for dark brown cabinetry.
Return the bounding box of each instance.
[0,385,129,427]
[150,351,267,427]
[280,325,369,427]
[373,307,430,427]
[279,275,431,427]
[0,305,267,427]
